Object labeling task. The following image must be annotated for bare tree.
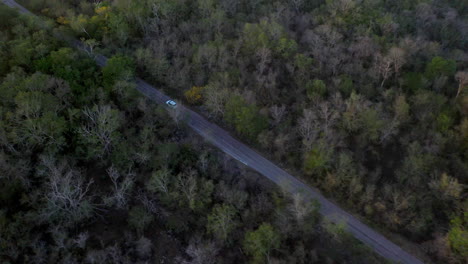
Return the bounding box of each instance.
[147,168,171,195]
[455,71,468,98]
[215,182,249,210]
[204,84,229,117]
[255,47,271,74]
[182,237,218,264]
[376,54,393,89]
[86,250,108,264]
[304,25,344,75]
[273,133,293,160]
[178,169,198,209]
[316,101,339,139]
[136,189,161,216]
[330,0,356,14]
[104,166,135,209]
[196,43,218,71]
[388,47,406,76]
[349,36,378,59]
[289,0,304,12]
[298,101,339,151]
[298,108,319,151]
[81,38,99,58]
[135,236,153,259]
[197,151,210,173]
[73,232,89,249]
[39,156,94,225]
[288,193,314,224]
[79,105,122,158]
[255,68,279,103]
[380,95,409,143]
[416,3,436,29]
[69,14,90,37]
[269,105,287,126]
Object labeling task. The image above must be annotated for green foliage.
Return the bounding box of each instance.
[403,72,424,93]
[293,54,315,86]
[242,19,295,58]
[338,74,353,98]
[274,38,298,58]
[411,90,446,124]
[425,56,456,80]
[243,223,281,264]
[436,113,454,133]
[304,147,329,176]
[102,55,135,88]
[9,38,34,67]
[448,212,468,260]
[294,54,314,72]
[0,5,19,31]
[225,96,268,141]
[242,22,270,52]
[128,206,154,235]
[306,79,327,99]
[134,48,169,82]
[429,173,463,202]
[107,13,130,45]
[323,220,348,242]
[359,108,384,143]
[2,72,69,152]
[396,142,436,187]
[34,48,100,104]
[149,0,190,23]
[207,204,238,243]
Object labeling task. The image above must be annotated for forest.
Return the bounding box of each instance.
[1,0,467,263]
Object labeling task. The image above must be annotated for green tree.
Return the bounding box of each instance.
[128,206,154,235]
[242,23,269,53]
[306,79,326,99]
[274,38,297,58]
[207,204,238,243]
[243,223,281,264]
[403,72,424,93]
[436,113,454,133]
[102,55,135,88]
[225,96,268,141]
[12,82,68,152]
[304,141,331,176]
[9,38,34,67]
[425,56,456,80]
[323,220,350,243]
[338,74,353,98]
[0,5,18,31]
[293,53,314,86]
[359,108,384,143]
[447,212,468,260]
[107,13,130,46]
[69,14,91,37]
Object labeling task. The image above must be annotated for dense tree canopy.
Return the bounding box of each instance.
[3,0,468,263]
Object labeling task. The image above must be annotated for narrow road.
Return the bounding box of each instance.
[3,1,425,263]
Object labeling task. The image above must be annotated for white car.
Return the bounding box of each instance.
[165,100,177,108]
